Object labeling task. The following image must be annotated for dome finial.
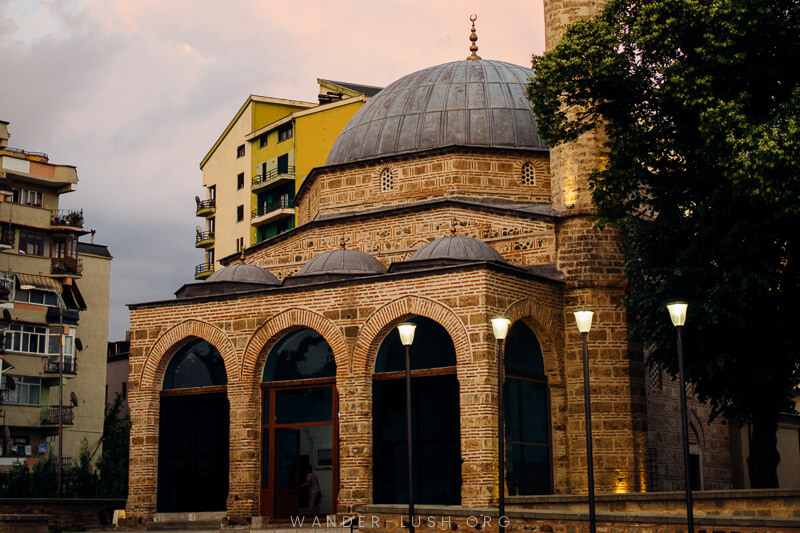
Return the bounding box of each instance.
[339,235,347,249]
[467,14,481,60]
[450,217,459,236]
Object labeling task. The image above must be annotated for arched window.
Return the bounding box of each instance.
[261,328,337,519]
[504,321,552,495]
[158,338,229,513]
[263,328,335,382]
[163,338,227,390]
[372,316,461,505]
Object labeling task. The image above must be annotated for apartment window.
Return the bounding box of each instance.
[236,144,245,158]
[278,123,293,143]
[18,229,49,257]
[12,188,43,207]
[259,136,268,148]
[14,288,58,307]
[1,375,41,406]
[237,172,245,190]
[236,237,245,252]
[209,185,216,200]
[237,205,244,222]
[4,324,74,356]
[121,382,128,400]
[208,217,215,232]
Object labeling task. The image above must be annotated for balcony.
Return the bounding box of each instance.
[51,257,83,277]
[43,355,77,375]
[251,197,294,227]
[195,198,216,217]
[195,231,215,248]
[40,406,74,425]
[195,262,215,280]
[251,166,295,193]
[45,307,80,326]
[0,225,12,249]
[50,209,84,229]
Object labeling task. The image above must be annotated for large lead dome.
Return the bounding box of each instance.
[326,60,547,166]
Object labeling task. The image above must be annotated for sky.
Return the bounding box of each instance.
[0,0,546,341]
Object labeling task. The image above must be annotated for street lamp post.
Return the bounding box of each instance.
[490,315,511,532]
[574,310,596,533]
[397,322,417,533]
[667,301,693,533]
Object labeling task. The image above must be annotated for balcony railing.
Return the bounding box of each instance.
[43,355,77,375]
[51,209,84,228]
[251,197,293,219]
[51,257,83,276]
[195,262,215,279]
[40,406,74,425]
[195,198,216,217]
[251,166,295,191]
[195,231,215,248]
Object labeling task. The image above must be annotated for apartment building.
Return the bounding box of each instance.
[194,80,380,279]
[0,120,112,470]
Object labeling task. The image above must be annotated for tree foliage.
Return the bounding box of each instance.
[96,393,130,498]
[528,0,800,487]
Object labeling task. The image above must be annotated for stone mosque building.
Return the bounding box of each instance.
[125,9,736,526]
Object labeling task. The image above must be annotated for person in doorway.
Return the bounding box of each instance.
[300,465,321,516]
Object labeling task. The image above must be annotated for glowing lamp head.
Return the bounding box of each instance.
[490,316,512,340]
[397,322,417,346]
[666,301,688,327]
[574,310,594,334]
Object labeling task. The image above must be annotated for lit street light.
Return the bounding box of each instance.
[397,322,417,533]
[574,310,596,533]
[666,301,694,533]
[490,315,511,532]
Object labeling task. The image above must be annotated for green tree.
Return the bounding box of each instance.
[528,0,800,487]
[0,460,31,497]
[31,449,57,497]
[67,438,98,498]
[96,394,130,498]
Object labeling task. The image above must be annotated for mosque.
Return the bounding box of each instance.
[124,13,734,526]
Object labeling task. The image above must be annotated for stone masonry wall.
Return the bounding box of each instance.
[127,268,577,524]
[297,151,551,224]
[241,206,557,280]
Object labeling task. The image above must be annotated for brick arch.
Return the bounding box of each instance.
[353,295,472,377]
[503,297,565,383]
[240,308,348,382]
[139,319,238,391]
[688,410,706,447]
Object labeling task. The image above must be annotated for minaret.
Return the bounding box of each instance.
[542,0,650,494]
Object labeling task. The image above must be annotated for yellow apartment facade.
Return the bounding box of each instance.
[195,81,380,279]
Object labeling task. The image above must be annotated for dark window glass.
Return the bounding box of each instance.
[373,374,461,504]
[259,136,268,148]
[375,316,456,373]
[262,328,335,382]
[236,144,245,158]
[505,321,545,375]
[275,387,332,424]
[503,321,552,495]
[506,443,551,495]
[237,172,244,189]
[237,205,244,222]
[277,430,299,488]
[163,338,228,389]
[505,379,548,444]
[278,124,293,142]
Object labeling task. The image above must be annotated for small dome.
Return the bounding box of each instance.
[408,236,507,263]
[296,249,387,276]
[206,264,280,285]
[326,59,546,166]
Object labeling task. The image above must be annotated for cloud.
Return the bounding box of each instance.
[0,0,545,340]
